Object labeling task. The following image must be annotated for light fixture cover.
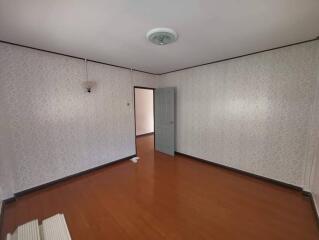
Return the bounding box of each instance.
[146,28,178,45]
[82,81,97,93]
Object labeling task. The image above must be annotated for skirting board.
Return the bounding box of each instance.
[303,192,319,227]
[175,151,302,190]
[136,132,154,138]
[0,154,135,237]
[0,197,16,239]
[176,151,319,227]
[2,154,135,201]
[15,154,136,198]
[0,201,3,236]
[1,152,318,232]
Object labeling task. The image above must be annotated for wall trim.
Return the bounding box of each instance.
[1,153,318,234]
[0,201,3,239]
[136,132,154,137]
[1,38,318,75]
[0,198,16,238]
[176,151,319,227]
[14,154,135,198]
[175,151,319,227]
[0,154,135,236]
[303,191,319,227]
[160,38,319,75]
[0,40,157,75]
[175,151,302,191]
[134,86,156,90]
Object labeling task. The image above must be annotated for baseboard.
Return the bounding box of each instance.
[175,151,302,191]
[175,151,319,228]
[314,196,319,227]
[136,132,154,137]
[2,198,15,205]
[0,197,16,239]
[2,152,318,233]
[303,191,319,227]
[0,201,3,236]
[0,155,135,238]
[15,154,135,198]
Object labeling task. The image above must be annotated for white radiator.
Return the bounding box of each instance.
[41,214,71,240]
[6,214,71,240]
[6,220,40,240]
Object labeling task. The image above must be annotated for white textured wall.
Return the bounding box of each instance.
[0,64,15,200]
[0,42,158,198]
[135,88,154,136]
[1,40,319,202]
[160,41,319,187]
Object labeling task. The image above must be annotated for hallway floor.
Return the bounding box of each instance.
[1,135,318,239]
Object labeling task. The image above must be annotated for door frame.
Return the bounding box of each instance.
[133,86,156,154]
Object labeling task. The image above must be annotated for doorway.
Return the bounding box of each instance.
[134,87,155,138]
[134,86,176,156]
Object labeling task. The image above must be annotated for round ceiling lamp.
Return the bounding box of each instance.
[146,28,178,46]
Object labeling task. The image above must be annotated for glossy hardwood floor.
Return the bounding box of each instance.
[1,134,318,239]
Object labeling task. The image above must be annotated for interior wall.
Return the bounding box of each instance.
[0,71,15,201]
[135,88,154,136]
[0,42,159,199]
[1,39,319,203]
[159,40,319,187]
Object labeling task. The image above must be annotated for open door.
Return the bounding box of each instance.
[154,87,175,156]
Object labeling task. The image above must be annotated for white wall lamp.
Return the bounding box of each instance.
[83,59,96,93]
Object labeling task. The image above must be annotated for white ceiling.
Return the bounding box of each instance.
[0,0,318,74]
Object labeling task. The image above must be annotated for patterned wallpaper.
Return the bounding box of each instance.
[1,40,319,202]
[0,79,15,200]
[160,41,319,187]
[0,43,158,199]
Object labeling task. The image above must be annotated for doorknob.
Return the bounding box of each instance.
[170,121,174,124]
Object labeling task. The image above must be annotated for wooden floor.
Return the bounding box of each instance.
[1,135,318,239]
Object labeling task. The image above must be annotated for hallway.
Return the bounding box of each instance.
[1,135,318,239]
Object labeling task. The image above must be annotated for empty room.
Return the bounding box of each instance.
[0,0,319,239]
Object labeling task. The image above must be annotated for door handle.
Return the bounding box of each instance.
[169,121,174,124]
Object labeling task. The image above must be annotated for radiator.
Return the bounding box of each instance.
[6,214,71,240]
[6,220,40,240]
[41,214,71,240]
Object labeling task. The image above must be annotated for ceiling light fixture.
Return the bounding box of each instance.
[146,28,178,46]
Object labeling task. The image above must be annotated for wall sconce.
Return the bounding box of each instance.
[82,80,97,93]
[83,59,97,93]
